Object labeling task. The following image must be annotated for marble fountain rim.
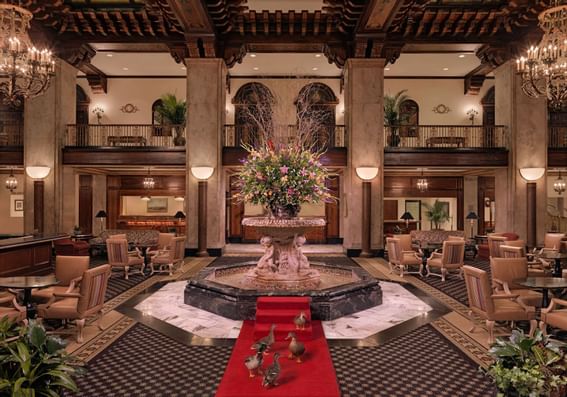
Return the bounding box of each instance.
[186,260,380,298]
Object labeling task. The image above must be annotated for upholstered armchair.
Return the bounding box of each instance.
[463,265,537,344]
[500,244,548,276]
[425,239,465,281]
[54,238,90,256]
[149,236,185,276]
[540,233,566,255]
[147,233,175,258]
[489,257,542,307]
[106,238,144,279]
[540,298,567,335]
[386,237,423,277]
[487,234,508,258]
[33,256,90,302]
[37,265,111,343]
[0,291,25,322]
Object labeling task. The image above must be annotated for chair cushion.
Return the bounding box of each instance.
[37,298,79,319]
[543,310,567,330]
[402,253,422,266]
[512,289,542,308]
[32,286,78,303]
[492,299,534,321]
[0,307,22,321]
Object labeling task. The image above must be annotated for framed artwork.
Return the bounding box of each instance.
[10,194,23,217]
[147,197,168,213]
[405,200,421,221]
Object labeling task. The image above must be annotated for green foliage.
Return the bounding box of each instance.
[485,329,567,397]
[156,93,186,126]
[422,200,450,229]
[0,318,84,396]
[384,89,410,126]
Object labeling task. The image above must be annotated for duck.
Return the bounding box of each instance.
[293,311,307,330]
[244,343,266,378]
[252,323,276,352]
[262,352,281,388]
[285,331,306,363]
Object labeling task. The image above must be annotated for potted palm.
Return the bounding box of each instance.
[422,200,450,230]
[384,89,410,147]
[156,93,186,146]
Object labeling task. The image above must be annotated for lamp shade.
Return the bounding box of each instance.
[400,211,414,221]
[174,211,186,219]
[191,166,214,180]
[466,211,478,220]
[95,210,107,218]
[25,166,51,179]
[355,166,379,181]
[519,167,545,181]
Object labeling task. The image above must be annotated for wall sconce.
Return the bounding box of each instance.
[92,106,104,124]
[174,196,185,201]
[25,166,51,234]
[519,167,545,248]
[191,166,215,256]
[25,166,51,179]
[355,166,379,257]
[5,169,18,193]
[519,167,545,182]
[466,108,478,125]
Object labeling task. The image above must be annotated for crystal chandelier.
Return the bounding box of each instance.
[5,168,17,192]
[516,0,567,109]
[417,169,428,192]
[0,3,55,106]
[143,168,155,190]
[554,171,566,194]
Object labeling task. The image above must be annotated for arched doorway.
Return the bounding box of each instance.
[399,99,419,138]
[233,83,274,147]
[295,83,338,151]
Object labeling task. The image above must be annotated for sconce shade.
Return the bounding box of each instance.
[400,211,414,221]
[174,211,186,219]
[466,211,479,220]
[25,166,51,179]
[174,196,185,201]
[355,166,379,181]
[95,210,107,218]
[140,195,151,201]
[191,166,214,180]
[519,167,545,181]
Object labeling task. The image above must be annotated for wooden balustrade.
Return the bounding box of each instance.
[0,121,23,146]
[549,126,567,148]
[65,124,185,147]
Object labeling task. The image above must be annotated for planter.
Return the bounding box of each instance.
[268,204,300,219]
[172,126,186,146]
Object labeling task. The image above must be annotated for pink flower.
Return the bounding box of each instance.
[287,188,295,195]
[280,166,289,175]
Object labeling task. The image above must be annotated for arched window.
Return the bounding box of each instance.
[399,99,419,137]
[295,83,338,151]
[151,99,172,136]
[233,83,274,147]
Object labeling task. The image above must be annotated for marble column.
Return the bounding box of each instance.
[92,174,107,235]
[494,61,548,246]
[343,59,385,253]
[463,176,478,238]
[186,59,227,253]
[23,59,76,234]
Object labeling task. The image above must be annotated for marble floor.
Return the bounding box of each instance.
[134,280,432,339]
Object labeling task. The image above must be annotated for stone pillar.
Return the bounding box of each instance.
[463,176,478,238]
[343,59,385,253]
[186,59,227,253]
[92,174,107,235]
[23,59,76,234]
[494,61,547,245]
[60,167,76,234]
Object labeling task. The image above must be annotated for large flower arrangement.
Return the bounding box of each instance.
[236,142,332,218]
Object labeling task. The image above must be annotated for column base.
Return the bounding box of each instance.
[196,250,209,257]
[359,251,374,258]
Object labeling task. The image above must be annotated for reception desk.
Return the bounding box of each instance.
[0,234,67,277]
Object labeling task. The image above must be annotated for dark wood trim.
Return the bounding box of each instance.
[384,76,495,80]
[197,181,208,256]
[456,178,464,231]
[548,149,567,167]
[526,182,537,249]
[477,176,495,235]
[33,181,44,234]
[74,74,497,81]
[0,147,24,165]
[78,175,93,235]
[222,147,347,167]
[62,147,186,166]
[77,75,186,79]
[384,148,508,167]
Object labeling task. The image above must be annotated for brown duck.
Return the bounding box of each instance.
[285,331,305,363]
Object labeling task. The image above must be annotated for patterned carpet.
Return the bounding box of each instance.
[67,323,233,397]
[331,325,495,397]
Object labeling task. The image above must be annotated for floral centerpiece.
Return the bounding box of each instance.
[235,141,332,219]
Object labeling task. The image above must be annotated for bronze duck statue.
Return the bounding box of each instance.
[293,311,307,330]
[262,352,281,388]
[285,331,306,363]
[252,324,276,352]
[244,344,266,378]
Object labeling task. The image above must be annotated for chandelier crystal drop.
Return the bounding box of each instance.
[554,171,566,194]
[0,4,55,106]
[5,169,17,192]
[516,0,567,109]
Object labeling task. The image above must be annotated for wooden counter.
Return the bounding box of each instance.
[0,234,67,277]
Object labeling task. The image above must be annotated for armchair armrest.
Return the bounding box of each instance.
[491,293,520,300]
[428,251,442,260]
[53,291,81,299]
[12,297,25,313]
[0,292,15,304]
[492,278,513,295]
[542,297,567,313]
[65,276,83,293]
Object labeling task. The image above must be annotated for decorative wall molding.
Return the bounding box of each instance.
[120,104,139,113]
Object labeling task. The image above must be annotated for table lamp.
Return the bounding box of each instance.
[95,210,107,235]
[466,211,478,238]
[400,211,414,230]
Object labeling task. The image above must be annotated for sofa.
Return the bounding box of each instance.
[410,230,465,245]
[53,238,90,256]
[89,229,160,255]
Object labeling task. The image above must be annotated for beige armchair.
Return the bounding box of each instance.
[487,234,508,258]
[0,291,25,322]
[489,257,542,307]
[425,240,465,281]
[33,256,90,302]
[463,265,537,344]
[37,264,111,343]
[147,233,175,258]
[543,232,565,251]
[386,237,422,277]
[540,298,567,335]
[149,236,185,276]
[106,238,144,279]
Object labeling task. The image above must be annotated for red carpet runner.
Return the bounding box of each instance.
[216,297,340,397]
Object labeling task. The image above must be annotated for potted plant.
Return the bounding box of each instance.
[0,318,84,395]
[73,225,81,235]
[485,329,567,397]
[422,200,450,230]
[384,89,410,147]
[156,93,186,146]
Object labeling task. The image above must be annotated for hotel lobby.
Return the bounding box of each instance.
[1,0,567,396]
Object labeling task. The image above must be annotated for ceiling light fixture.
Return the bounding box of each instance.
[122,67,129,71]
[0,3,55,106]
[253,67,259,71]
[554,171,566,194]
[312,67,318,71]
[385,67,390,71]
[517,0,567,109]
[417,169,429,192]
[250,54,257,58]
[142,168,155,190]
[5,168,17,192]
[443,67,449,71]
[458,54,465,58]
[315,54,322,58]
[106,53,113,57]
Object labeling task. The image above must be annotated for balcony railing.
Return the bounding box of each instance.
[384,125,509,149]
[64,124,185,147]
[0,121,23,146]
[549,125,567,148]
[223,124,346,151]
